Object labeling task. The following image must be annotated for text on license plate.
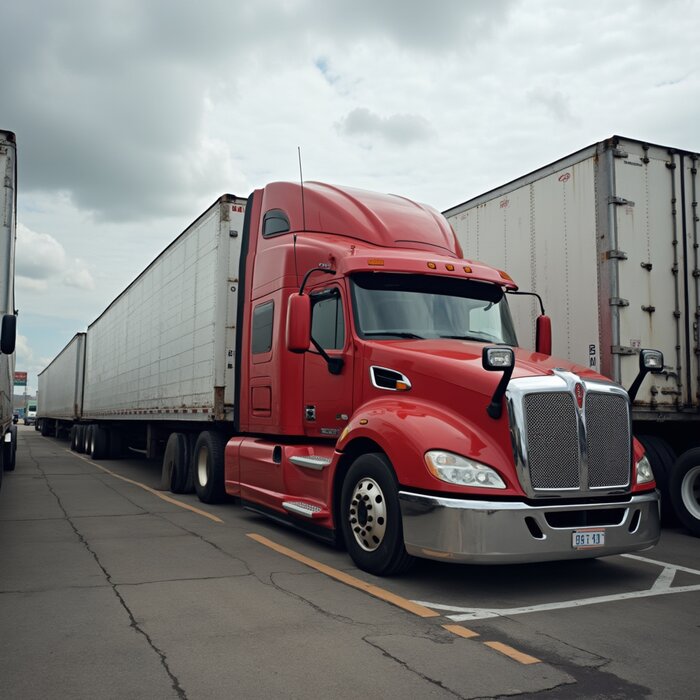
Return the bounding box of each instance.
[572,529,606,549]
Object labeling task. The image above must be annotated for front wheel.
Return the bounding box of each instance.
[669,449,700,537]
[340,453,413,576]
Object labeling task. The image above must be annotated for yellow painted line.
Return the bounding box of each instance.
[442,623,479,639]
[484,641,541,665]
[247,532,440,618]
[70,451,224,523]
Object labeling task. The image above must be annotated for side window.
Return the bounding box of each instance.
[311,289,345,350]
[262,209,290,237]
[252,301,274,354]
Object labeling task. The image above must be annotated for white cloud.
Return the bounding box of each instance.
[16,223,96,291]
[337,108,433,145]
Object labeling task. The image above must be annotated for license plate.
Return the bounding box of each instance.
[572,528,606,549]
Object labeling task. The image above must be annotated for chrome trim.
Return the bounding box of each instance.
[369,365,412,391]
[399,490,660,564]
[289,455,331,471]
[506,373,632,498]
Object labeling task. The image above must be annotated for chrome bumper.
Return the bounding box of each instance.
[398,490,660,564]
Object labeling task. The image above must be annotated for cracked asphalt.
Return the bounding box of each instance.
[1,427,698,699]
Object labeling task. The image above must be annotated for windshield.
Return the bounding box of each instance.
[351,272,518,345]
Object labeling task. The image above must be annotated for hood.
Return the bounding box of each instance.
[364,338,615,399]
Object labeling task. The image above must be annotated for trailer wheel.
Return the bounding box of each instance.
[340,453,414,576]
[90,426,110,460]
[669,448,700,537]
[74,425,86,454]
[638,435,677,524]
[162,433,193,494]
[40,419,52,437]
[70,426,80,451]
[193,432,227,504]
[3,424,17,471]
[83,425,94,455]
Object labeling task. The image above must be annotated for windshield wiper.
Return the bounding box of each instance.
[438,333,495,342]
[363,331,425,339]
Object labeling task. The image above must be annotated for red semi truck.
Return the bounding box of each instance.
[38,182,662,574]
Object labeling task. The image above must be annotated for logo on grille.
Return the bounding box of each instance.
[575,382,585,408]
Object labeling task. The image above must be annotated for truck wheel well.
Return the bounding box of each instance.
[333,437,389,546]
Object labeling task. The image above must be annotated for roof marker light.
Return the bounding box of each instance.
[463,266,472,273]
[367,259,384,266]
[445,264,455,271]
[499,270,513,281]
[427,262,437,269]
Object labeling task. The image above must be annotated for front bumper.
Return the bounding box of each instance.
[399,490,660,564]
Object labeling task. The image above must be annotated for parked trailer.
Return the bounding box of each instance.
[444,135,700,536]
[0,129,18,483]
[37,333,85,435]
[39,181,663,575]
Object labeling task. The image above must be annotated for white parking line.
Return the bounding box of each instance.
[413,554,700,622]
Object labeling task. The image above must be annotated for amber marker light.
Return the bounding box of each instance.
[445,264,455,271]
[463,266,472,273]
[367,259,384,266]
[427,262,437,269]
[395,381,409,391]
[498,270,513,281]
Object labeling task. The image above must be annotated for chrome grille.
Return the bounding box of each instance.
[523,392,580,489]
[585,393,630,488]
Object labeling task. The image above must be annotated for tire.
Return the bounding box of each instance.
[669,448,700,537]
[75,425,86,454]
[161,433,193,494]
[83,425,94,455]
[340,453,414,576]
[70,425,80,451]
[3,424,17,471]
[193,431,227,504]
[40,419,52,437]
[638,435,677,525]
[90,425,110,460]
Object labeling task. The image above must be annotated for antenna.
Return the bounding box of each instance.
[298,146,306,230]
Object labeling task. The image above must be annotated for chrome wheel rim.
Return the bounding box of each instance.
[681,465,700,520]
[348,477,387,552]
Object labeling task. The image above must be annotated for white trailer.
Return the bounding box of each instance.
[0,129,18,482]
[37,195,247,478]
[444,135,700,535]
[37,333,85,430]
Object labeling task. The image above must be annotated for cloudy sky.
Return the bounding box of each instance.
[2,0,699,393]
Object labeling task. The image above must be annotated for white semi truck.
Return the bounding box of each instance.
[0,129,18,485]
[444,135,700,536]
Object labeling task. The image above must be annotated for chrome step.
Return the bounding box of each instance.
[282,501,323,518]
[289,455,331,471]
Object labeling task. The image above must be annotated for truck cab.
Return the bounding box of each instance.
[208,182,660,575]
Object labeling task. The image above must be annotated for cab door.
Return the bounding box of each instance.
[303,285,354,439]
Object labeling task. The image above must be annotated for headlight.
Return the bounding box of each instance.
[636,454,655,485]
[425,450,506,489]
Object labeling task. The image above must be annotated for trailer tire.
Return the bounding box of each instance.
[3,424,17,471]
[193,431,227,504]
[40,419,52,437]
[669,448,700,537]
[162,433,192,494]
[83,425,94,455]
[638,435,677,524]
[90,426,109,460]
[340,453,414,576]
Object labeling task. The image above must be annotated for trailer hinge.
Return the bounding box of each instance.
[666,161,677,170]
[642,305,656,313]
[612,345,636,355]
[609,196,634,207]
[660,388,683,396]
[612,147,629,159]
[610,297,629,307]
[605,249,628,260]
[641,261,653,271]
[693,269,700,278]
